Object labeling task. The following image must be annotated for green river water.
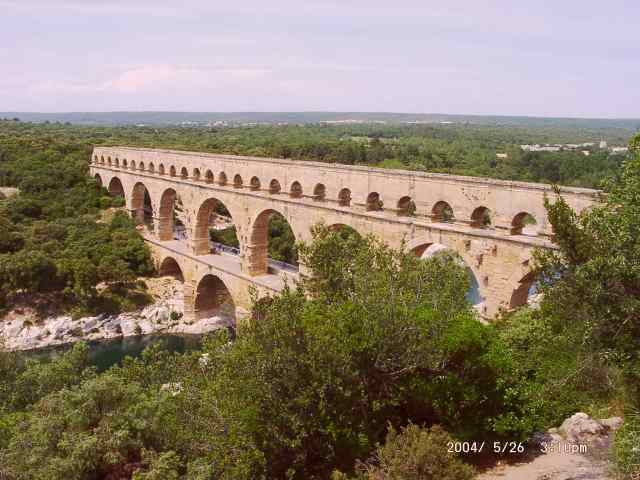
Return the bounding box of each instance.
[20,334,204,372]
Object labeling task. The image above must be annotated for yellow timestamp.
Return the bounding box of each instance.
[447,441,526,454]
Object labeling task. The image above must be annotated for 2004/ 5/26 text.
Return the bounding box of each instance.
[447,442,525,454]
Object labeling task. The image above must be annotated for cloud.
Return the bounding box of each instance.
[105,65,195,93]
[28,64,271,97]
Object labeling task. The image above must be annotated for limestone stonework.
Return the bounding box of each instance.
[89,146,600,319]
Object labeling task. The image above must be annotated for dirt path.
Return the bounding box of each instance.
[476,438,613,480]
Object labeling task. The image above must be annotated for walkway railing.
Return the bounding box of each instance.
[267,258,299,273]
[210,241,298,273]
[166,233,299,273]
[211,241,240,256]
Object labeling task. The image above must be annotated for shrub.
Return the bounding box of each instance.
[355,424,474,480]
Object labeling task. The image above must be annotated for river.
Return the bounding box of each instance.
[19,334,204,372]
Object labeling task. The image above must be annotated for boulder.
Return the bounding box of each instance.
[559,413,614,443]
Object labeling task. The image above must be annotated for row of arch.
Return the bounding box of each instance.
[157,232,536,318]
[94,155,540,235]
[102,174,299,272]
[101,173,536,315]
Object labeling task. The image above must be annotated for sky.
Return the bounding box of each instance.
[1,0,639,117]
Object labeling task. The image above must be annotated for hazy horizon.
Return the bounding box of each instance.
[5,110,640,124]
[2,110,640,121]
[2,1,639,118]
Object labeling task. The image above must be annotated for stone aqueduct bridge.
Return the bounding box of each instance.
[89,146,599,319]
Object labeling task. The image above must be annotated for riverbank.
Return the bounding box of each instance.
[0,277,239,351]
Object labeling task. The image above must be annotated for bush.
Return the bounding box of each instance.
[489,308,619,435]
[615,412,640,479]
[1,374,161,479]
[355,424,474,480]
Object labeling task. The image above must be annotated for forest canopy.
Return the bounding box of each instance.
[1,119,632,189]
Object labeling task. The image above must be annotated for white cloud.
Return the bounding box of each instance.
[28,64,271,97]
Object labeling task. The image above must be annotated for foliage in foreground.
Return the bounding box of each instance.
[489,133,640,475]
[354,424,474,480]
[531,136,640,411]
[0,226,537,479]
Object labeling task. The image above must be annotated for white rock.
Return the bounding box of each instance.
[559,413,606,443]
[0,276,232,351]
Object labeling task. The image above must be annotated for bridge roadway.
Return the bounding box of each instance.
[144,235,295,320]
[90,146,600,318]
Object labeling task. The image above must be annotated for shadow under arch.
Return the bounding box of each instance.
[193,197,239,255]
[194,274,236,321]
[131,182,154,230]
[94,173,103,187]
[511,212,539,236]
[338,188,351,207]
[249,208,299,275]
[158,187,182,241]
[108,176,125,198]
[471,206,493,229]
[510,271,538,309]
[158,256,184,282]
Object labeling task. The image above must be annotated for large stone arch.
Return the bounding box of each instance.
[158,256,185,282]
[405,237,487,313]
[193,273,236,321]
[108,176,125,198]
[246,207,299,276]
[193,197,240,255]
[158,188,179,241]
[131,182,154,228]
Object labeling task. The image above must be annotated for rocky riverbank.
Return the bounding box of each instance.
[0,277,239,351]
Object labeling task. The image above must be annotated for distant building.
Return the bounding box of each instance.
[582,150,591,156]
[599,140,608,149]
[611,146,629,154]
[496,153,509,159]
[520,144,562,152]
[520,142,598,153]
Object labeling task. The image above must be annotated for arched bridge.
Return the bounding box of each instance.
[89,146,599,319]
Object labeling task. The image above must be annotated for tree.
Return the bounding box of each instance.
[186,225,524,478]
[531,132,640,407]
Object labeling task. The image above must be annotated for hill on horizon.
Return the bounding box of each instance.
[2,111,639,130]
